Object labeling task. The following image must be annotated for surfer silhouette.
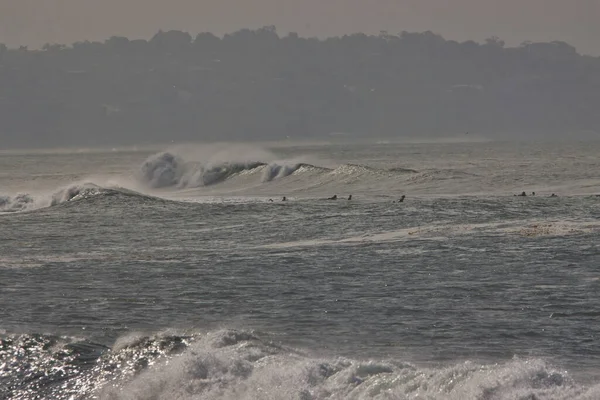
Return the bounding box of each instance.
[282,196,287,201]
[347,195,352,200]
[328,195,337,200]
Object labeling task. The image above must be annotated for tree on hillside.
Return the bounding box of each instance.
[0,27,599,148]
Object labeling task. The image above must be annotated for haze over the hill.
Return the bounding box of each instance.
[1,1,600,148]
[1,0,599,55]
[2,26,600,148]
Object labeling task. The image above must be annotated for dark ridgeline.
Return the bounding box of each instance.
[1,27,599,148]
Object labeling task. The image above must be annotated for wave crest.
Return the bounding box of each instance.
[0,184,147,214]
[2,330,596,400]
[139,152,185,188]
[133,149,425,195]
[261,162,312,182]
[137,151,323,189]
[0,193,35,212]
[50,183,106,206]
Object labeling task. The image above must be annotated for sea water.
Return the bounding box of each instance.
[1,140,600,399]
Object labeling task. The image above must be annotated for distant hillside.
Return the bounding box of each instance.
[1,27,599,147]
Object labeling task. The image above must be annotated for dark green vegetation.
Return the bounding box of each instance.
[1,27,599,147]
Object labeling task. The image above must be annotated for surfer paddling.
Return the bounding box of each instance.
[393,195,406,203]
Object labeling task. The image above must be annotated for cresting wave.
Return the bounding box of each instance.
[136,151,419,190]
[0,193,35,213]
[1,329,598,400]
[0,184,143,214]
[137,151,331,189]
[1,148,489,214]
[0,184,102,213]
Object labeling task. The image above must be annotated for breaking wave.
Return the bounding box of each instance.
[0,184,99,213]
[261,162,324,182]
[3,147,491,213]
[49,183,110,206]
[0,183,151,214]
[137,151,333,189]
[0,193,35,213]
[1,329,598,400]
[138,152,263,188]
[136,151,421,192]
[1,149,425,211]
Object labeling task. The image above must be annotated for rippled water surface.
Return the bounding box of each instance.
[2,140,600,399]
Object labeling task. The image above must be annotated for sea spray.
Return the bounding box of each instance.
[2,330,597,400]
[137,151,318,188]
[0,193,34,212]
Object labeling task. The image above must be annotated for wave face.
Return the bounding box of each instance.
[138,151,265,188]
[134,150,424,197]
[137,152,266,188]
[0,148,425,210]
[261,162,302,182]
[1,330,597,400]
[0,183,147,214]
[137,151,330,189]
[138,152,185,188]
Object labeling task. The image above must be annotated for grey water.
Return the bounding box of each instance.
[2,140,600,399]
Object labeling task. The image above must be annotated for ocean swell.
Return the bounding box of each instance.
[0,183,145,214]
[137,151,323,189]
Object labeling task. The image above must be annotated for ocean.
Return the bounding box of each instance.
[1,139,600,399]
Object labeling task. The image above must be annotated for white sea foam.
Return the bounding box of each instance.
[95,330,599,400]
[136,150,328,190]
[0,182,109,213]
[4,141,600,208]
[260,220,600,249]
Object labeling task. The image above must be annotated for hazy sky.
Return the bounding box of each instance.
[1,0,599,54]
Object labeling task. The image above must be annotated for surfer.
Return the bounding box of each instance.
[518,191,527,197]
[269,198,274,202]
[347,195,352,200]
[398,195,406,203]
[282,196,287,201]
[550,193,558,197]
[532,192,536,196]
[328,195,338,200]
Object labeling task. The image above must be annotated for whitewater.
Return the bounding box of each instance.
[2,139,600,399]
